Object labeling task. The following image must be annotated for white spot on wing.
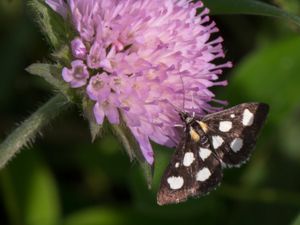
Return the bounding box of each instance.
[167,176,184,190]
[183,152,195,167]
[175,162,180,168]
[196,167,211,181]
[230,138,243,152]
[230,114,235,118]
[212,136,224,149]
[242,109,254,126]
[199,148,212,160]
[219,121,232,132]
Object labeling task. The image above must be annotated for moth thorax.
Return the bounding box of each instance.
[179,112,194,124]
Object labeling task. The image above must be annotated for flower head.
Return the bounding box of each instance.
[46,0,232,165]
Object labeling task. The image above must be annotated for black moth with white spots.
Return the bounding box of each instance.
[157,103,269,205]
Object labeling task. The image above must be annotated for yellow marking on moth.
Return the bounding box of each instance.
[189,127,200,142]
[197,121,208,133]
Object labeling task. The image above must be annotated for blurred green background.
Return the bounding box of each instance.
[1,0,300,225]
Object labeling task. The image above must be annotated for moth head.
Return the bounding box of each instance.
[179,111,194,124]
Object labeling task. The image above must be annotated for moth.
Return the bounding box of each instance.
[157,103,269,205]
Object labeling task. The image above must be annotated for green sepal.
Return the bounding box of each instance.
[28,0,72,49]
[110,120,153,188]
[139,161,154,189]
[82,97,103,142]
[26,63,70,98]
[51,45,72,66]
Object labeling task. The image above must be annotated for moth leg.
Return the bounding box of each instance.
[174,124,184,128]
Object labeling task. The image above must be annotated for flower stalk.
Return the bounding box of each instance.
[0,94,71,169]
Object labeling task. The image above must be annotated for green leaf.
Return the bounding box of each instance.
[63,207,127,225]
[28,0,70,49]
[227,36,300,124]
[110,121,153,188]
[202,0,300,27]
[110,123,139,162]
[226,36,300,173]
[279,107,300,161]
[0,150,61,225]
[26,63,69,96]
[291,213,300,225]
[24,156,61,225]
[0,170,22,225]
[219,184,300,206]
[0,0,22,16]
[276,0,300,15]
[51,44,72,66]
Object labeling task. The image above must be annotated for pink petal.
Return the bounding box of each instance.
[71,37,87,59]
[46,0,67,18]
[105,105,120,124]
[62,68,73,82]
[130,127,154,165]
[70,79,86,88]
[93,102,105,124]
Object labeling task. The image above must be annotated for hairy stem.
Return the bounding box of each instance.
[0,94,71,169]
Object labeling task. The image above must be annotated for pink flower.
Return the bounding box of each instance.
[46,0,67,18]
[62,60,89,88]
[46,0,232,165]
[71,37,87,59]
[87,73,111,101]
[94,95,120,124]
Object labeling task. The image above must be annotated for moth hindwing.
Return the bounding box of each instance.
[157,102,269,205]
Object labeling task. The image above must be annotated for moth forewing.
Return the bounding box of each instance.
[157,118,223,205]
[201,103,269,167]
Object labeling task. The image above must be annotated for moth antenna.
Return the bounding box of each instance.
[178,73,205,117]
[191,92,196,118]
[164,73,187,115]
[174,124,184,128]
[177,73,186,112]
